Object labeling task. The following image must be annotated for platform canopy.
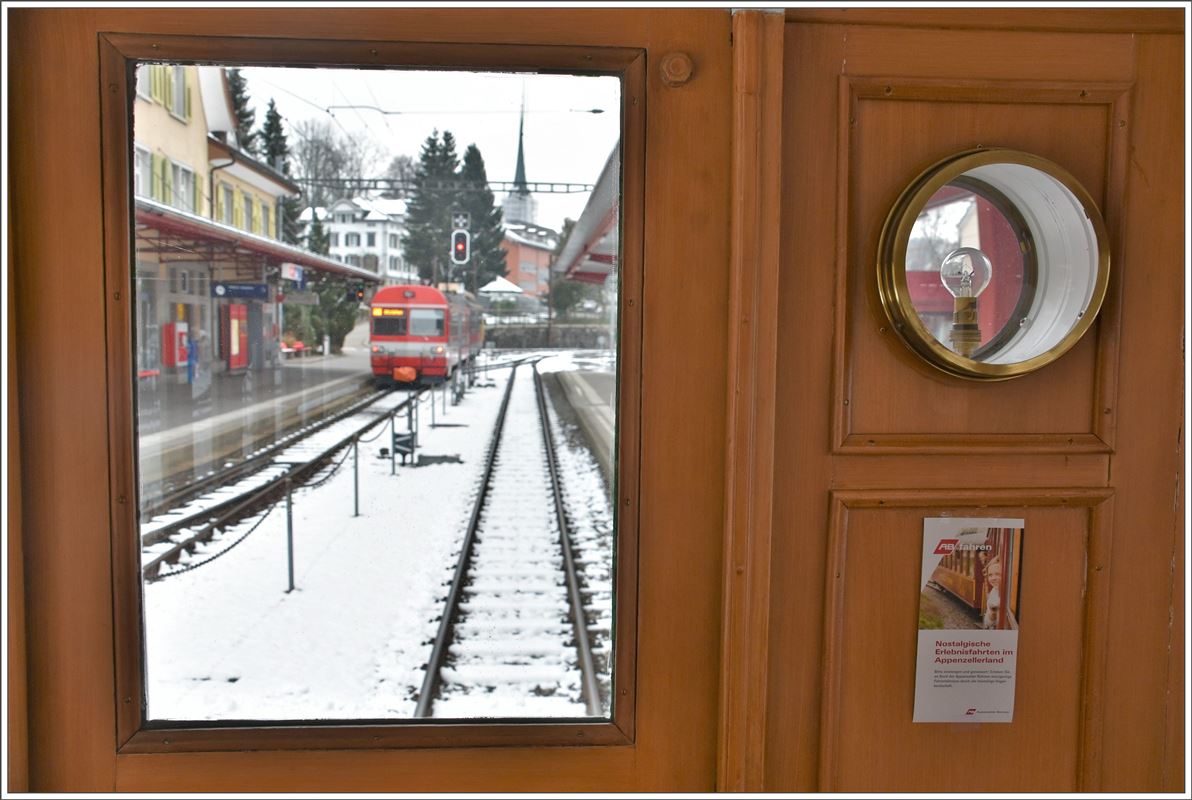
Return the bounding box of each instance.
[135,197,381,283]
[479,275,525,294]
[552,143,619,285]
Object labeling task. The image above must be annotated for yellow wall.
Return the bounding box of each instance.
[133,65,209,216]
[213,173,278,238]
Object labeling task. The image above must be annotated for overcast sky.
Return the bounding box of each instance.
[239,67,621,231]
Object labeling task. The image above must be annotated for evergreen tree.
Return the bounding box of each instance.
[307,272,360,354]
[402,130,461,284]
[258,99,289,169]
[457,144,507,293]
[549,218,601,318]
[225,68,258,155]
[305,214,331,255]
[257,98,302,244]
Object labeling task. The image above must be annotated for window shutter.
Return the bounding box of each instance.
[271,204,277,238]
[184,69,192,120]
[233,192,244,229]
[151,155,162,201]
[150,66,162,103]
[164,66,175,111]
[194,177,202,216]
[215,182,224,221]
[163,163,174,207]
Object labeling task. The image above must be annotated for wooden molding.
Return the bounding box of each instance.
[817,488,1116,791]
[717,10,783,792]
[783,8,1184,35]
[831,76,1131,455]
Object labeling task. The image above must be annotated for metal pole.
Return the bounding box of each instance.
[431,384,436,426]
[285,477,295,593]
[353,435,360,517]
[390,410,397,475]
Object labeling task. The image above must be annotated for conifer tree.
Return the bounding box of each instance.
[402,130,461,284]
[457,144,508,293]
[257,98,302,244]
[225,68,258,155]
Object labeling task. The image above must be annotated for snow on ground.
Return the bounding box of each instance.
[143,352,617,722]
[144,376,504,720]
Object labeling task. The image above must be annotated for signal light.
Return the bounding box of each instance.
[450,229,470,265]
[354,283,365,302]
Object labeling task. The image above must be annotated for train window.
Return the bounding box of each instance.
[129,60,624,730]
[408,308,445,336]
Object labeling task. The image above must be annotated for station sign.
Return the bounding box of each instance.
[212,282,269,300]
[280,262,305,283]
[283,291,319,306]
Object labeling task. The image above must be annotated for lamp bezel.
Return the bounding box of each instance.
[876,148,1111,381]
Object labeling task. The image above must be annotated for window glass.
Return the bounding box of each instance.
[133,62,622,725]
[408,308,445,336]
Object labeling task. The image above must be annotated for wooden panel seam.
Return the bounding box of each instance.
[717,9,782,793]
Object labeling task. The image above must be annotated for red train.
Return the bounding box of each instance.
[369,285,484,385]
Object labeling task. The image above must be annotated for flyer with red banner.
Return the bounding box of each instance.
[913,517,1024,723]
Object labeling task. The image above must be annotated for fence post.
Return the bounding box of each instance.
[390,409,397,475]
[285,477,295,593]
[430,383,436,426]
[353,434,360,517]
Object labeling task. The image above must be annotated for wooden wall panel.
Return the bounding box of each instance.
[840,90,1126,450]
[10,7,732,792]
[768,14,1183,793]
[1097,32,1186,791]
[818,495,1111,792]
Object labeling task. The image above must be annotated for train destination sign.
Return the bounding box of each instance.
[913,517,1024,723]
[211,282,269,300]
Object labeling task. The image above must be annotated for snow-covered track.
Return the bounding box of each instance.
[142,384,386,520]
[413,362,601,718]
[140,387,422,581]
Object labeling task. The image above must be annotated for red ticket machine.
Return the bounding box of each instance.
[161,321,189,367]
[220,304,249,370]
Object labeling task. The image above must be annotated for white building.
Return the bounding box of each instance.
[300,196,418,286]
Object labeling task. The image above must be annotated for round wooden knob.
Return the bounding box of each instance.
[660,52,694,87]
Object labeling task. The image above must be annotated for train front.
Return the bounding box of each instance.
[369,285,452,385]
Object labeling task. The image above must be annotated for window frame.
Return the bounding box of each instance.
[168,64,188,120]
[169,160,195,213]
[100,31,645,759]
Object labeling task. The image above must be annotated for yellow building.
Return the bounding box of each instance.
[130,64,375,392]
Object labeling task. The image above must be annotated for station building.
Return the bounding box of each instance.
[131,65,378,391]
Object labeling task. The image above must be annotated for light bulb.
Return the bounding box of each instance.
[939,247,992,298]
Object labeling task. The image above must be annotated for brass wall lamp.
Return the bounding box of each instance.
[877,149,1110,380]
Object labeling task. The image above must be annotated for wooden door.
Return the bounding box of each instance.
[9,8,730,791]
[745,8,1184,793]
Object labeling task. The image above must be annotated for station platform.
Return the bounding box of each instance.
[553,369,615,482]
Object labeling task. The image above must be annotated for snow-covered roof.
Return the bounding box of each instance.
[298,207,328,222]
[479,276,524,294]
[505,228,557,251]
[324,196,409,221]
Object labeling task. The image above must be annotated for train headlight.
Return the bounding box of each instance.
[433,345,445,355]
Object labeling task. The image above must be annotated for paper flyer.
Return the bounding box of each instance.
[913,517,1024,723]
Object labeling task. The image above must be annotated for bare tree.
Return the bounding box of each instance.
[291,119,348,209]
[381,154,415,198]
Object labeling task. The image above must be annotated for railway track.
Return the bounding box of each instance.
[140,387,424,580]
[413,362,603,718]
[142,384,389,520]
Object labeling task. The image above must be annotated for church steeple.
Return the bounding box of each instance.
[512,91,528,193]
[501,82,538,224]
